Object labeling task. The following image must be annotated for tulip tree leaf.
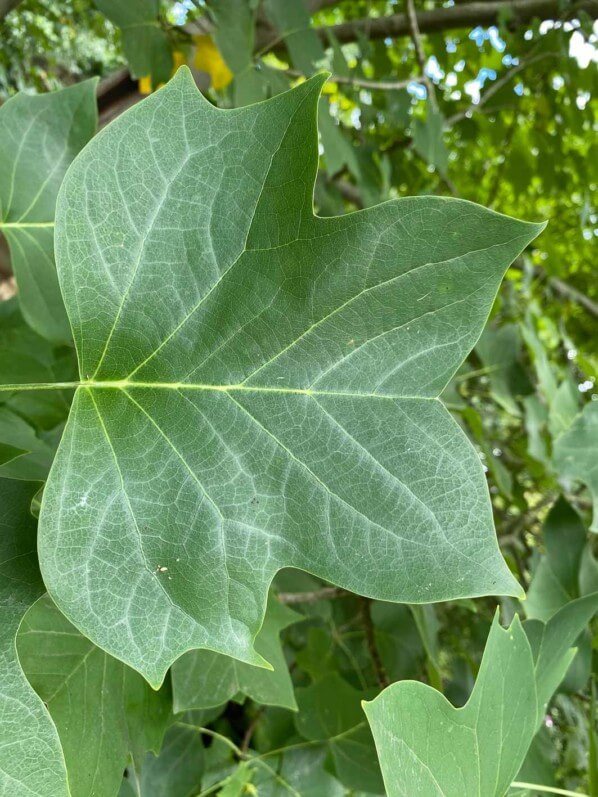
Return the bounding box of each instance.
[364,595,598,797]
[37,67,542,687]
[0,80,97,342]
[295,673,383,793]
[364,614,538,797]
[172,597,300,711]
[138,722,204,797]
[554,401,598,532]
[0,477,69,797]
[17,594,171,797]
[523,591,598,728]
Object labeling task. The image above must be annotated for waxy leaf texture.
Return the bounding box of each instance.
[38,68,543,685]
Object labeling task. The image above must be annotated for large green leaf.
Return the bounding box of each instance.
[33,68,542,687]
[0,478,69,797]
[554,401,598,532]
[172,596,300,711]
[0,81,97,341]
[17,594,171,797]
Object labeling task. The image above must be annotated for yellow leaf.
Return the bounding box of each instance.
[193,34,233,90]
[172,50,186,71]
[138,76,152,95]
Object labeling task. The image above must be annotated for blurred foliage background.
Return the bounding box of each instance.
[0,1,597,794]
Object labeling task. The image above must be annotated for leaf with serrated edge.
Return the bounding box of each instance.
[0,478,69,797]
[34,67,543,686]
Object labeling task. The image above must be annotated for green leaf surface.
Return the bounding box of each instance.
[526,498,586,621]
[364,614,538,797]
[413,107,449,177]
[252,747,345,796]
[524,592,598,728]
[35,68,542,686]
[0,442,27,466]
[0,81,97,341]
[476,323,531,416]
[172,596,300,711]
[0,477,69,797]
[554,401,598,532]
[17,595,171,797]
[295,673,383,793]
[138,722,204,797]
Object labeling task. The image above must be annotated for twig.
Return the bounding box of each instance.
[277,586,350,603]
[405,0,438,112]
[241,707,265,753]
[446,52,557,126]
[359,596,389,688]
[284,68,424,92]
[312,1,598,47]
[510,258,598,319]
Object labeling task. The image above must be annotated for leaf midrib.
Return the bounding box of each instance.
[0,380,440,401]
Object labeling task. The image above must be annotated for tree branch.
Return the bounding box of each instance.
[360,597,389,688]
[318,0,598,45]
[284,68,423,92]
[0,0,23,21]
[277,586,350,603]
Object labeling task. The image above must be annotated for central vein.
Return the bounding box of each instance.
[0,380,434,401]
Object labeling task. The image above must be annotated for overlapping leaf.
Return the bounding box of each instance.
[36,68,543,686]
[0,477,69,797]
[17,595,171,797]
[172,597,300,711]
[554,401,598,532]
[0,81,96,341]
[364,595,598,797]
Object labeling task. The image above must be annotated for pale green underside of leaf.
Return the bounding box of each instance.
[37,67,543,686]
[0,80,97,342]
[364,594,598,797]
[0,478,69,797]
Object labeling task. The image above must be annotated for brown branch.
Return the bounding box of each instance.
[277,586,350,603]
[334,179,364,208]
[284,68,423,92]
[360,597,389,688]
[510,258,598,318]
[316,0,598,45]
[0,0,22,21]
